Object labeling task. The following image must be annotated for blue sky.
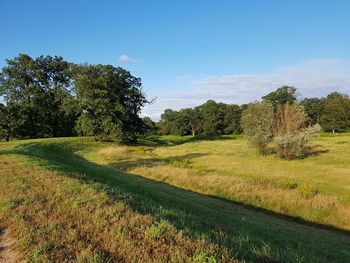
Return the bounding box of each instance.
[1,0,350,119]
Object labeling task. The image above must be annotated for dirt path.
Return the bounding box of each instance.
[0,225,19,263]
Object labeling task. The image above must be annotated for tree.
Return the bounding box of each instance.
[262,86,297,107]
[198,100,225,135]
[177,108,202,136]
[241,102,274,154]
[273,103,320,159]
[157,100,243,136]
[301,98,323,125]
[273,103,307,136]
[158,109,181,135]
[0,104,10,141]
[0,54,77,138]
[223,104,242,134]
[74,64,147,142]
[320,92,350,133]
[142,117,157,135]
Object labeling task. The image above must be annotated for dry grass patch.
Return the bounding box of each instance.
[0,157,235,262]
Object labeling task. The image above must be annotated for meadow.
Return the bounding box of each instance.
[0,134,349,262]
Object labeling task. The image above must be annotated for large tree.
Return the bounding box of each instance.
[74,64,147,142]
[198,100,225,135]
[301,97,323,125]
[320,92,350,133]
[158,109,181,135]
[262,86,298,107]
[222,104,242,134]
[0,54,77,138]
[177,108,202,136]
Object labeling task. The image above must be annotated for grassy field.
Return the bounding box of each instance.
[0,134,349,262]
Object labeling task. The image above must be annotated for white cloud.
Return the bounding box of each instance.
[118,54,138,63]
[142,58,350,120]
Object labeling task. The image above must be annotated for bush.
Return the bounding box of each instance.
[274,124,321,159]
[242,102,321,159]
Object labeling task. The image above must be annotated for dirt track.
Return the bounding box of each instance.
[0,225,18,263]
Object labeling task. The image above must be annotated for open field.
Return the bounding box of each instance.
[0,134,349,262]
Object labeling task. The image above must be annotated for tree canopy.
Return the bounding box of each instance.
[0,54,147,142]
[1,55,350,142]
[74,64,147,142]
[320,92,350,133]
[262,86,298,106]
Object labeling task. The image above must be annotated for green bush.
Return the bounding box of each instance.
[274,124,321,159]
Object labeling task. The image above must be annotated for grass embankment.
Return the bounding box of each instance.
[0,135,349,262]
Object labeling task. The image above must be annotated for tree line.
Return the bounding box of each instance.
[0,54,147,142]
[154,86,350,136]
[1,55,350,143]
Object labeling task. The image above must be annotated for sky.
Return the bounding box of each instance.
[1,0,350,120]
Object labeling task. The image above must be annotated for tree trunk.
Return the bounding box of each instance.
[332,129,335,134]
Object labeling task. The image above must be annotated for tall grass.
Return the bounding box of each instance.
[0,135,349,262]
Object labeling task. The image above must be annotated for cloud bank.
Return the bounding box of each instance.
[142,58,350,120]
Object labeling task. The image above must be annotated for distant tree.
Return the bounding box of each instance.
[262,86,298,107]
[198,100,225,135]
[177,108,202,136]
[142,117,157,135]
[74,64,147,142]
[158,101,243,136]
[0,104,10,141]
[158,109,180,135]
[223,104,242,134]
[241,102,274,154]
[301,98,323,125]
[320,92,350,133]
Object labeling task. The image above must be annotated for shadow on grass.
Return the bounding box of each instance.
[137,135,236,147]
[1,141,350,263]
[265,144,330,159]
[107,153,207,171]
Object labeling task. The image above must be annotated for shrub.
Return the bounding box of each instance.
[242,102,321,159]
[274,124,321,159]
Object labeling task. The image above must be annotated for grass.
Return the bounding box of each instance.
[0,134,349,262]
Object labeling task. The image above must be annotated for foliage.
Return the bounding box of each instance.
[273,103,307,136]
[177,107,203,136]
[0,103,11,141]
[301,97,323,125]
[0,54,78,138]
[73,64,147,143]
[142,117,157,135]
[320,92,350,133]
[274,124,321,159]
[242,102,321,159]
[241,102,274,154]
[157,100,242,136]
[262,86,298,106]
[1,54,350,143]
[0,54,149,143]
